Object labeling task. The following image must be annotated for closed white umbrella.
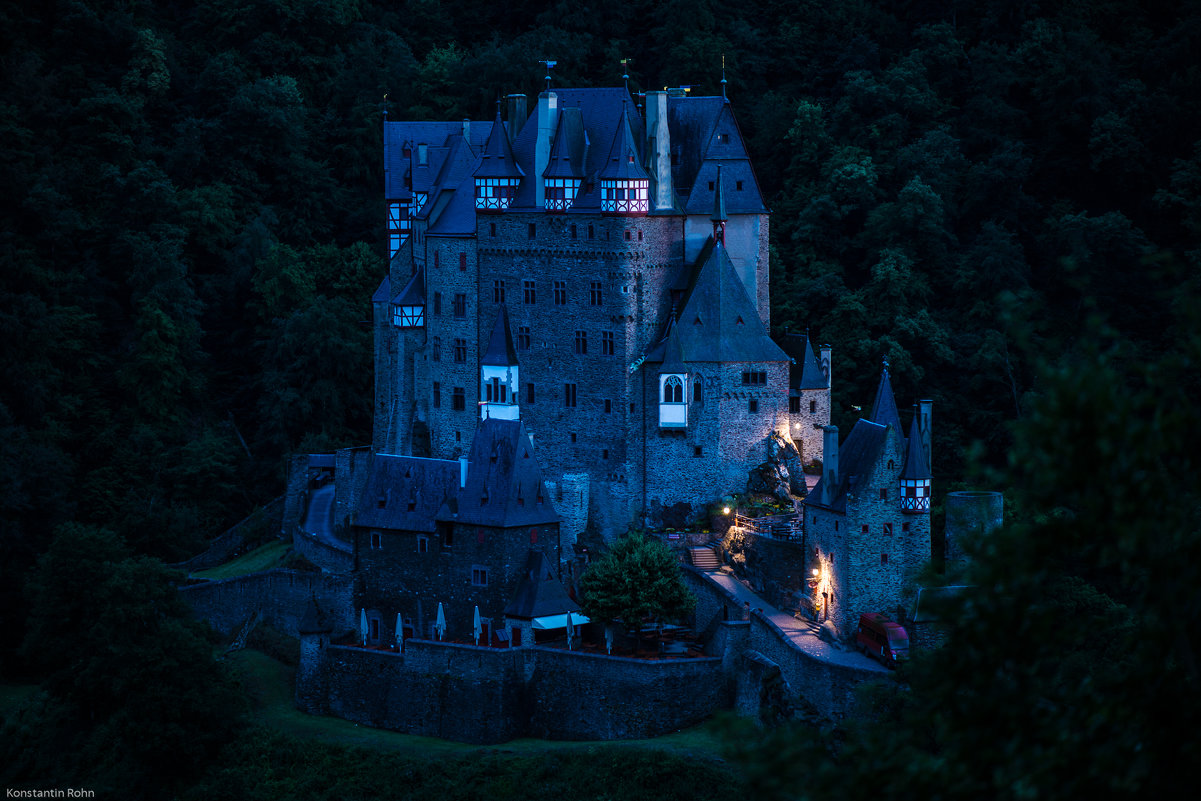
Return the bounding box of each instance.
[396,613,404,652]
[566,611,575,651]
[435,602,446,641]
[473,605,482,646]
[360,608,369,646]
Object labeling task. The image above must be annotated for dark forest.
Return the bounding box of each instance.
[2,1,1199,798]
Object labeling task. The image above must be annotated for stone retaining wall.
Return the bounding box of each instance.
[180,569,354,637]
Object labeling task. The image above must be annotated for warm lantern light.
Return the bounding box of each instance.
[811,568,820,577]
[722,506,731,515]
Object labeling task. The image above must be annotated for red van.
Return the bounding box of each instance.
[855,613,909,666]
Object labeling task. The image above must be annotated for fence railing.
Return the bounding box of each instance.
[734,511,802,541]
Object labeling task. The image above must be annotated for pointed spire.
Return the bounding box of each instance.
[482,305,519,366]
[901,407,932,480]
[720,54,728,101]
[711,165,727,244]
[474,108,524,178]
[598,106,648,180]
[870,362,902,434]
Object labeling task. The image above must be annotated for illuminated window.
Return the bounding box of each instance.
[663,376,684,403]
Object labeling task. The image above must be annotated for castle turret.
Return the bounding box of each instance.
[900,409,932,513]
[474,109,524,211]
[598,106,649,214]
[392,267,424,328]
[821,425,839,506]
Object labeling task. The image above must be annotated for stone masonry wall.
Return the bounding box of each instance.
[293,529,353,574]
[790,385,831,467]
[181,569,354,637]
[302,638,726,744]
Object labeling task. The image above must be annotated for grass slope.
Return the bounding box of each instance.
[192,539,291,580]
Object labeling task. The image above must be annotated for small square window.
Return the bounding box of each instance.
[879,488,888,501]
[748,398,758,414]
[604,398,612,414]
[417,536,429,553]
[862,524,869,534]
[570,432,577,443]
[624,230,631,241]
[881,553,888,565]
[883,523,893,535]
[602,449,608,459]
[472,566,489,586]
[371,532,382,549]
[810,399,817,414]
[736,180,744,191]
[694,446,703,457]
[527,222,536,239]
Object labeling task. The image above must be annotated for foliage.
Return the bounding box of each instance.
[3,524,243,797]
[579,533,696,631]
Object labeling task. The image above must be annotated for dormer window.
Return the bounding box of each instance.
[476,177,519,210]
[600,179,649,213]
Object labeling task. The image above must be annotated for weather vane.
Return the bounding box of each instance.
[721,54,727,99]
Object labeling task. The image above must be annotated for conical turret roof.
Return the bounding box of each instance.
[474,110,524,179]
[901,413,932,480]
[870,365,902,434]
[482,304,519,366]
[598,106,649,181]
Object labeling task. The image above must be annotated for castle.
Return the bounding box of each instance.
[372,84,833,544]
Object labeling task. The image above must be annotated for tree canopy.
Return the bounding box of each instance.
[579,533,697,632]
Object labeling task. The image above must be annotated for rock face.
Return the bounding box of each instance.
[746,432,803,506]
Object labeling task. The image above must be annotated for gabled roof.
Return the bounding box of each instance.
[711,164,727,223]
[482,305,519,367]
[425,133,482,235]
[901,414,932,480]
[392,268,424,307]
[598,106,649,181]
[668,96,767,215]
[355,454,461,533]
[542,107,587,178]
[782,333,828,391]
[474,112,524,178]
[442,418,559,528]
[805,419,889,513]
[504,549,580,619]
[646,239,788,365]
[870,368,903,436]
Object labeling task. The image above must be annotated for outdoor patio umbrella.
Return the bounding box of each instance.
[566,611,575,651]
[435,602,446,641]
[473,605,482,645]
[360,608,368,646]
[396,612,404,652]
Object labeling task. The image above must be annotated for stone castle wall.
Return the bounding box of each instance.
[292,529,353,574]
[180,569,354,637]
[298,638,727,745]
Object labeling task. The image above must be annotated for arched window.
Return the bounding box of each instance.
[663,375,683,403]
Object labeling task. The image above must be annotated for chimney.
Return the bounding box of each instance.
[459,456,469,489]
[534,90,558,208]
[507,93,527,141]
[820,344,832,388]
[919,399,933,474]
[462,118,471,143]
[822,425,839,506]
[645,90,673,211]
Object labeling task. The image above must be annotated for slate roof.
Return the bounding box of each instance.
[503,549,581,619]
[371,275,391,304]
[542,107,587,178]
[667,96,767,215]
[645,239,788,365]
[440,418,559,528]
[711,164,727,223]
[782,332,828,391]
[392,268,424,307]
[507,87,643,210]
[383,120,491,200]
[806,419,890,513]
[355,454,461,533]
[481,305,519,366]
[598,107,650,181]
[870,368,903,436]
[901,414,932,480]
[425,133,483,236]
[474,111,524,178]
[658,319,688,374]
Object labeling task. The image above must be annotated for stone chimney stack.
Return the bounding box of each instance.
[534,90,558,208]
[507,94,527,141]
[919,399,933,473]
[462,118,470,143]
[644,90,674,211]
[822,425,839,506]
[820,344,832,388]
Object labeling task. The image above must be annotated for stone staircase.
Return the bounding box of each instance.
[689,546,721,571]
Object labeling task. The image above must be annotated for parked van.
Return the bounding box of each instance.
[856,613,909,666]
